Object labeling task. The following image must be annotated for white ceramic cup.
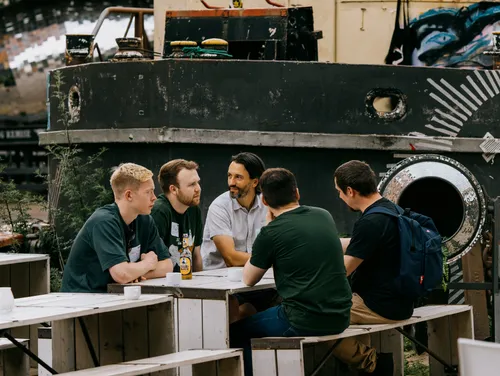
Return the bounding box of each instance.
[124,286,141,300]
[166,272,182,286]
[0,287,14,314]
[227,267,243,282]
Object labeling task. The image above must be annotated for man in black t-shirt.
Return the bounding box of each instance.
[151,159,203,273]
[335,160,413,324]
[334,160,414,322]
[333,160,414,375]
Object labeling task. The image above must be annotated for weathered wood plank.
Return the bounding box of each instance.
[148,301,175,376]
[99,311,124,366]
[202,299,228,348]
[52,318,76,372]
[276,350,302,376]
[28,259,50,367]
[75,315,100,370]
[428,316,450,376]
[178,299,203,376]
[10,263,30,342]
[0,254,49,266]
[379,330,403,376]
[461,243,490,340]
[56,350,243,376]
[252,350,276,375]
[123,307,148,362]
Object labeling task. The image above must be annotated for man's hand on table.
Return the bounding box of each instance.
[141,251,158,270]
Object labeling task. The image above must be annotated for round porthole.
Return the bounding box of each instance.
[365,88,407,121]
[68,85,81,124]
[378,154,486,264]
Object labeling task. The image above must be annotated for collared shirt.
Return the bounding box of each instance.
[201,191,267,270]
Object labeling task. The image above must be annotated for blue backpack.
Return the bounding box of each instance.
[364,204,443,299]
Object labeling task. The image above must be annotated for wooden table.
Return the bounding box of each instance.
[108,273,276,376]
[0,293,175,374]
[193,268,275,279]
[0,252,50,360]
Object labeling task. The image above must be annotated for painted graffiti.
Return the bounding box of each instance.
[386,2,500,69]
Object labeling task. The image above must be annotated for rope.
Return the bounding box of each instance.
[181,46,233,58]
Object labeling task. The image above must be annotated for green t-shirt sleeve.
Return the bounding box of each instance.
[91,220,128,272]
[250,227,274,270]
[147,217,171,261]
[194,206,203,247]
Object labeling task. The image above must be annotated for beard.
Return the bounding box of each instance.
[229,184,251,199]
[178,191,200,207]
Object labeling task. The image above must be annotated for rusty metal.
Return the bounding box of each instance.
[124,14,134,38]
[110,38,147,62]
[91,7,153,51]
[484,31,500,70]
[266,0,285,7]
[200,0,224,9]
[168,41,198,58]
[65,34,102,66]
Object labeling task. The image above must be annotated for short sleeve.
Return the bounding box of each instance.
[346,216,384,260]
[91,221,128,272]
[206,202,232,238]
[249,228,275,270]
[147,217,171,261]
[194,206,203,247]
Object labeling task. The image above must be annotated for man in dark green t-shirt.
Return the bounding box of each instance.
[230,168,388,376]
[61,163,173,293]
[151,159,203,272]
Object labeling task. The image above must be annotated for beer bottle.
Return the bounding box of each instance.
[180,233,192,280]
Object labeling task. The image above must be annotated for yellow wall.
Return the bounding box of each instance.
[154,0,478,64]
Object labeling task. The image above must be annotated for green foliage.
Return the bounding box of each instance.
[0,165,45,252]
[43,70,113,271]
[50,267,63,292]
[47,145,113,239]
[404,337,413,352]
[404,338,429,376]
[0,70,113,292]
[404,358,429,376]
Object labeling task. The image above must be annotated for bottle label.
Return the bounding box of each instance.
[180,256,192,275]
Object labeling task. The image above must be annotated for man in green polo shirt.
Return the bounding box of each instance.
[150,159,203,273]
[61,163,173,293]
[230,168,391,376]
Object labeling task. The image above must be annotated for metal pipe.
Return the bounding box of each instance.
[124,14,134,38]
[92,7,153,36]
[200,0,224,9]
[266,0,285,7]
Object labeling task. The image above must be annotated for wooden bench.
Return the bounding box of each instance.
[56,349,243,376]
[251,304,474,376]
[0,338,30,376]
